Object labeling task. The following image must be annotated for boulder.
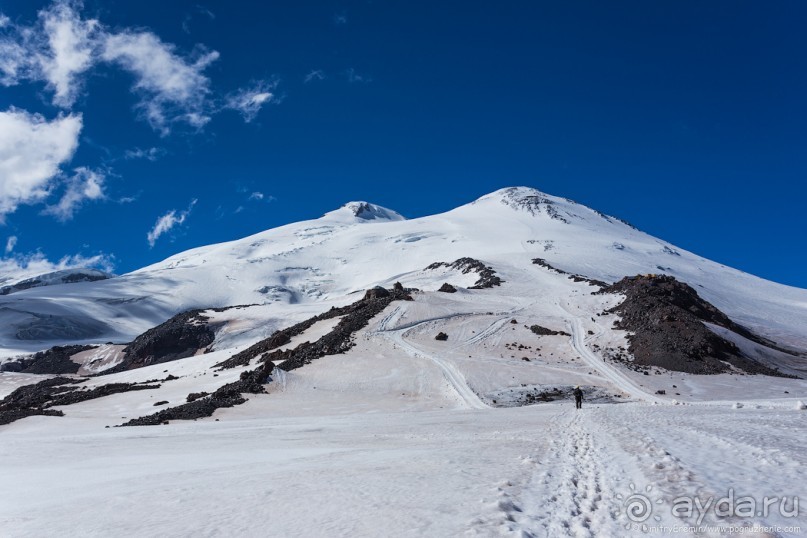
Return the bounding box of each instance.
[438,283,457,293]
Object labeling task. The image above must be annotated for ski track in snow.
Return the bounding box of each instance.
[376,305,489,410]
[561,304,666,404]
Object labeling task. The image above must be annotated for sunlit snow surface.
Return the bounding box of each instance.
[1,188,805,537]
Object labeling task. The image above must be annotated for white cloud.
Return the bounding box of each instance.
[0,107,82,218]
[102,31,219,134]
[1,2,277,134]
[0,250,115,282]
[0,1,99,107]
[247,191,275,203]
[224,80,277,122]
[304,69,325,83]
[5,235,17,254]
[124,147,165,161]
[42,166,105,221]
[38,0,100,107]
[147,199,197,247]
[0,34,29,86]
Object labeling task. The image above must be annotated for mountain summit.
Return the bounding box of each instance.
[322,201,406,222]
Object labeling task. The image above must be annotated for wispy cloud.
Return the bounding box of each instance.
[147,198,197,247]
[248,191,275,203]
[182,5,216,34]
[0,107,82,219]
[42,166,105,221]
[224,80,278,122]
[123,146,165,161]
[102,32,219,134]
[0,1,100,107]
[345,68,371,83]
[38,0,100,107]
[334,12,348,25]
[304,69,325,83]
[0,1,275,135]
[5,235,17,254]
[196,5,216,20]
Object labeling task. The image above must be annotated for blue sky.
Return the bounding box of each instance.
[0,1,805,287]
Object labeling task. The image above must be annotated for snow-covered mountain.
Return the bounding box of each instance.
[0,268,111,296]
[1,186,805,354]
[2,187,806,537]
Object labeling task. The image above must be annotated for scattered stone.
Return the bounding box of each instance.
[435,332,448,341]
[154,400,169,406]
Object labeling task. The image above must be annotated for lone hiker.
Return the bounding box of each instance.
[573,386,583,409]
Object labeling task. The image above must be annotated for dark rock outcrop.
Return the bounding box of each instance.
[3,345,96,375]
[600,275,798,377]
[426,258,503,289]
[532,258,606,288]
[529,325,570,337]
[0,376,160,426]
[437,283,457,293]
[123,287,413,426]
[435,332,448,341]
[106,310,216,373]
[364,286,390,300]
